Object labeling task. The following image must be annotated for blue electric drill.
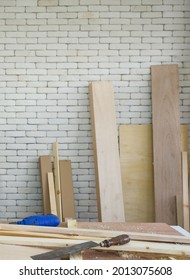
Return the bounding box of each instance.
[10,214,60,227]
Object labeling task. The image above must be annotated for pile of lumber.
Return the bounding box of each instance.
[0,222,190,260]
[89,65,190,231]
[39,142,75,222]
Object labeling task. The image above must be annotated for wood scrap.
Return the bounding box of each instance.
[39,155,52,214]
[52,142,62,222]
[89,81,125,222]
[47,172,57,216]
[59,160,76,220]
[182,151,190,231]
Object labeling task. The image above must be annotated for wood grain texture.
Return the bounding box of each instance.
[59,160,76,219]
[47,172,57,216]
[39,155,52,214]
[182,151,190,231]
[151,64,182,225]
[89,81,125,222]
[119,124,154,222]
[52,142,62,221]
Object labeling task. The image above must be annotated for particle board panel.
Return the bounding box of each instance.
[39,155,52,214]
[59,160,76,220]
[119,124,154,222]
[89,81,125,222]
[151,64,182,225]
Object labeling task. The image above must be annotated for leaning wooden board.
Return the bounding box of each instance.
[151,64,182,225]
[89,81,125,222]
[119,124,188,223]
[119,124,154,222]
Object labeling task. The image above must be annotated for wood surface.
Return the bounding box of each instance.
[119,124,154,222]
[47,172,57,216]
[119,124,188,223]
[89,81,125,222]
[52,142,62,221]
[151,64,182,225]
[182,151,190,231]
[59,160,76,220]
[39,155,52,214]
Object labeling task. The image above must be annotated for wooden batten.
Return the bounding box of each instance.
[39,155,52,214]
[47,172,57,216]
[52,142,62,222]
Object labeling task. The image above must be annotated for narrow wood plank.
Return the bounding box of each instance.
[182,151,190,231]
[47,172,57,216]
[119,124,154,222]
[59,160,76,219]
[89,81,125,222]
[39,155,52,214]
[52,142,62,222]
[0,236,190,257]
[67,219,83,260]
[151,64,182,225]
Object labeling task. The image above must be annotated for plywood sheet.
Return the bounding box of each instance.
[59,160,76,219]
[119,124,154,222]
[89,81,125,222]
[39,155,52,214]
[151,64,182,225]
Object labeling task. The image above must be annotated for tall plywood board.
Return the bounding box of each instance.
[119,125,154,222]
[119,124,188,223]
[89,81,125,222]
[151,64,182,225]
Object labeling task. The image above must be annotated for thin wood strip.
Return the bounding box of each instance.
[0,224,190,244]
[182,151,190,231]
[39,156,52,214]
[89,81,125,222]
[47,172,57,216]
[52,142,62,222]
[0,236,190,257]
[151,64,182,225]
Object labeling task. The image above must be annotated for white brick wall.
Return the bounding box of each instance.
[0,0,190,221]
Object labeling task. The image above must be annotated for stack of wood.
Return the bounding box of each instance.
[89,65,190,231]
[39,142,76,222]
[0,222,190,260]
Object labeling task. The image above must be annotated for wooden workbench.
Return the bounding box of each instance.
[77,222,187,260]
[0,222,189,260]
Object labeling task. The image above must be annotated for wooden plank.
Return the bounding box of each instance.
[151,64,182,225]
[119,124,154,222]
[0,244,50,260]
[1,223,190,244]
[39,155,52,214]
[182,151,190,231]
[47,172,57,216]
[0,235,190,257]
[52,142,62,222]
[59,160,76,220]
[89,81,125,222]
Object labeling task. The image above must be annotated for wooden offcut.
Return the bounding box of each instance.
[151,64,182,225]
[119,124,154,222]
[52,142,62,221]
[59,160,76,220]
[182,151,190,231]
[89,81,125,222]
[39,155,52,214]
[47,172,57,216]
